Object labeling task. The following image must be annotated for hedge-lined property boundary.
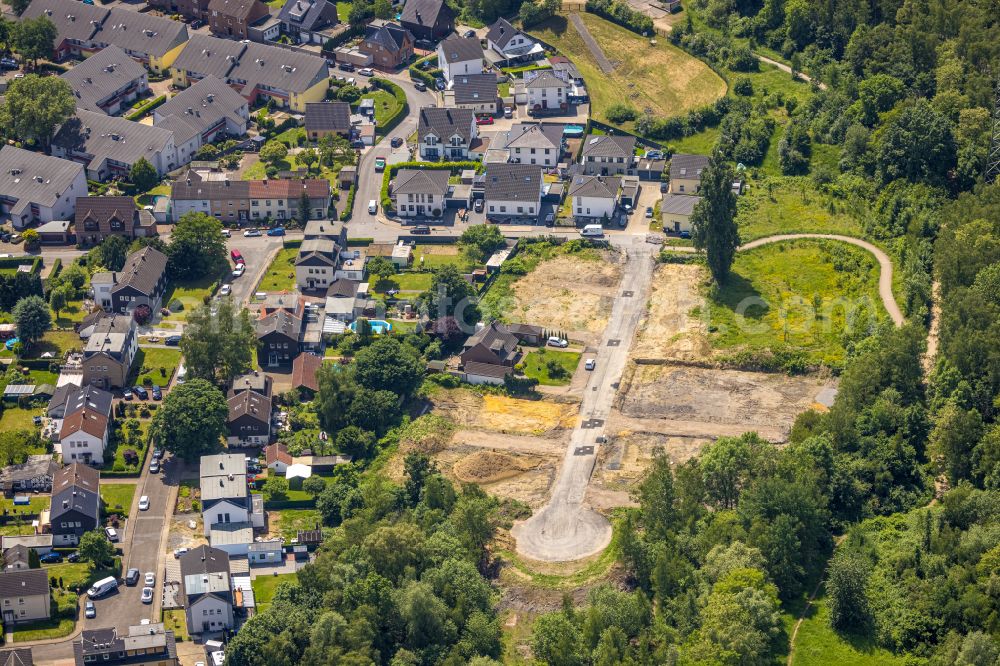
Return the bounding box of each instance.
[380,161,483,213]
[407,54,441,87]
[370,78,409,137]
[585,0,654,34]
[0,255,41,272]
[340,184,356,221]
[125,95,167,121]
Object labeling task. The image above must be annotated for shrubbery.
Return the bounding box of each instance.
[586,0,653,34]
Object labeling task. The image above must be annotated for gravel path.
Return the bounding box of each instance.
[569,13,615,74]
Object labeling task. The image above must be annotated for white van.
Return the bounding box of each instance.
[580,224,604,237]
[368,200,378,214]
[87,576,118,599]
[176,362,187,384]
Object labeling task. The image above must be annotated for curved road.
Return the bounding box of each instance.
[513,232,903,563]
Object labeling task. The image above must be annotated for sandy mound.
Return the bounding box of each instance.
[453,451,540,483]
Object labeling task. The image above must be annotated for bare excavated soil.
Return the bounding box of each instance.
[428,388,578,436]
[632,263,712,361]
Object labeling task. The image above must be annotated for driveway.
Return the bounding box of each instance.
[224,234,284,306]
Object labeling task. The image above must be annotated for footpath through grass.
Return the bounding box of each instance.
[790,591,909,666]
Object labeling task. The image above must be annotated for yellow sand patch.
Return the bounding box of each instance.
[478,395,577,434]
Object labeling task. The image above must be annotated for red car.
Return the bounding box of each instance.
[476,115,494,125]
[230,249,244,264]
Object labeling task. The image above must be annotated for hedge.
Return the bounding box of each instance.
[380,160,483,212]
[283,239,303,250]
[585,0,654,35]
[263,499,317,510]
[370,77,409,137]
[347,237,373,246]
[0,255,40,272]
[125,95,167,121]
[408,53,439,86]
[340,184,356,221]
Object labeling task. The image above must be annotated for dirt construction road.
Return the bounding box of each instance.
[512,238,655,562]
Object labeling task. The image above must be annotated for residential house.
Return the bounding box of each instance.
[437,36,483,83]
[580,134,636,176]
[417,107,477,161]
[0,648,33,666]
[179,546,234,634]
[247,540,283,565]
[635,157,666,181]
[226,391,271,447]
[249,178,331,223]
[90,247,169,316]
[445,74,499,114]
[368,241,413,268]
[228,372,272,398]
[660,193,699,233]
[81,315,138,390]
[278,0,340,45]
[568,175,621,221]
[35,220,72,245]
[524,70,568,116]
[170,35,330,112]
[23,0,190,73]
[0,536,53,556]
[303,219,347,245]
[483,162,542,219]
[263,443,291,475]
[503,123,562,168]
[170,173,251,224]
[146,0,209,22]
[49,464,101,546]
[400,0,454,42]
[464,361,512,385]
[335,249,367,282]
[47,384,113,421]
[51,110,178,181]
[668,153,709,194]
[295,239,339,291]
[154,75,250,166]
[460,321,520,367]
[73,197,156,246]
[0,569,49,626]
[60,46,149,116]
[291,352,322,398]
[257,310,302,367]
[200,454,251,537]
[323,279,364,322]
[359,21,414,70]
[0,147,87,230]
[486,17,543,64]
[73,624,178,666]
[393,168,450,218]
[2,546,31,571]
[304,102,352,141]
[0,458,58,496]
[208,0,270,39]
[58,409,110,465]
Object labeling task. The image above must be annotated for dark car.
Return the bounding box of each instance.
[390,136,403,148]
[191,19,204,29]
[0,57,17,70]
[151,385,162,400]
[164,335,182,346]
[338,62,354,72]
[413,81,427,92]
[435,78,446,91]
[125,568,140,586]
[473,198,484,213]
[40,552,62,564]
[122,387,133,400]
[67,552,81,563]
[462,29,476,38]
[132,386,148,400]
[659,182,667,193]
[152,448,164,460]
[679,230,691,239]
[412,225,431,234]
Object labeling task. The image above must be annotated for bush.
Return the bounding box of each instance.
[124,95,167,121]
[606,103,638,124]
[585,0,653,34]
[339,184,356,221]
[733,76,754,96]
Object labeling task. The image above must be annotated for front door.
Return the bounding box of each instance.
[269,352,278,367]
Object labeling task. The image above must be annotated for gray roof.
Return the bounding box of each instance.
[98,7,190,59]
[483,162,542,202]
[0,648,33,666]
[208,521,254,546]
[295,238,338,267]
[401,0,451,28]
[3,544,30,568]
[0,535,53,551]
[227,387,271,425]
[0,569,48,599]
[208,0,265,20]
[48,383,113,419]
[0,146,85,212]
[303,219,345,239]
[464,361,511,378]
[154,75,248,145]
[51,463,101,521]
[568,175,620,199]
[247,539,282,553]
[0,457,57,487]
[200,454,248,501]
[179,545,230,578]
[363,21,412,53]
[304,102,351,134]
[233,40,330,95]
[505,122,561,151]
[438,35,483,65]
[279,0,339,31]
[84,314,134,356]
[486,17,522,50]
[418,107,474,142]
[256,309,302,341]
[451,74,497,105]
[581,134,636,159]
[171,34,246,81]
[61,45,147,114]
[464,320,518,353]
[53,110,175,174]
[394,168,450,196]
[661,193,701,216]
[524,70,566,90]
[669,153,710,181]
[21,0,108,47]
[112,246,167,298]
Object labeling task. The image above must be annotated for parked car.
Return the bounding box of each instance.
[545,212,555,225]
[243,228,261,237]
[67,552,81,563]
[221,228,231,238]
[659,182,667,193]
[173,548,188,559]
[232,264,245,278]
[191,18,204,28]
[358,67,374,76]
[150,460,160,474]
[105,527,119,542]
[413,81,427,91]
[219,284,231,296]
[138,496,150,511]
[152,448,164,460]
[144,572,156,587]
[164,335,182,346]
[85,601,96,618]
[87,577,118,599]
[125,568,140,586]
[391,136,404,148]
[645,206,653,218]
[547,336,569,348]
[585,358,596,370]
[122,387,133,400]
[368,200,378,214]
[504,106,513,119]
[644,150,664,159]
[0,57,17,70]
[230,249,244,264]
[412,225,431,234]
[151,385,162,400]
[476,115,494,125]
[679,230,691,239]
[473,198,484,213]
[40,551,62,564]
[435,78,446,90]
[267,227,285,236]
[141,587,153,604]
[374,157,386,172]
[338,61,354,72]
[132,386,148,400]
[462,29,476,38]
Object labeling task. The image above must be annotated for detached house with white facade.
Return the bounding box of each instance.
[580,134,636,176]
[417,108,477,161]
[486,17,543,65]
[180,545,234,635]
[295,239,340,291]
[60,45,149,116]
[436,35,483,82]
[484,163,543,220]
[525,70,568,116]
[0,147,88,230]
[503,123,563,167]
[568,175,621,221]
[200,454,251,537]
[393,168,451,218]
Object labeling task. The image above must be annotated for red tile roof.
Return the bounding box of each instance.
[59,409,109,441]
[291,353,322,393]
[264,443,292,466]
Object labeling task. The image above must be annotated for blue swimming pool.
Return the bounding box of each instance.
[563,124,585,137]
[4,338,18,350]
[350,319,393,334]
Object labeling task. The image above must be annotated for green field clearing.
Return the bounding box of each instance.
[243,154,342,189]
[163,608,190,641]
[737,177,863,241]
[131,347,182,386]
[790,593,909,666]
[520,349,581,386]
[373,271,433,294]
[530,14,725,127]
[135,184,170,207]
[704,240,883,367]
[412,245,474,270]
[100,484,136,516]
[272,508,322,542]
[162,276,216,321]
[12,615,75,642]
[251,572,297,610]
[257,247,299,292]
[0,406,41,432]
[358,89,401,125]
[0,495,49,514]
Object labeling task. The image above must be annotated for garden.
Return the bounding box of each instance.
[130,347,182,387]
[519,349,581,386]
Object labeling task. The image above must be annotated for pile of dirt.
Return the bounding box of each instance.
[453,451,540,483]
[478,394,577,435]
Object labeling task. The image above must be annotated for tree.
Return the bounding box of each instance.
[404,452,434,507]
[150,379,228,461]
[12,16,56,69]
[48,283,69,320]
[531,612,585,666]
[59,263,88,296]
[299,190,311,226]
[373,0,393,19]
[12,295,51,348]
[0,74,74,150]
[20,229,38,251]
[7,0,31,15]
[129,157,159,192]
[421,264,479,325]
[302,475,327,498]
[181,298,256,384]
[699,433,770,509]
[352,337,424,397]
[167,212,227,280]
[635,453,677,541]
[366,256,395,285]
[875,99,956,188]
[78,530,115,568]
[264,475,289,502]
[98,235,130,272]
[336,85,362,103]
[690,154,739,284]
[826,551,871,631]
[335,425,377,459]
[259,140,288,165]
[459,225,505,263]
[930,402,983,484]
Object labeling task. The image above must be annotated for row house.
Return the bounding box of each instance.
[249,178,331,222]
[0,147,87,230]
[52,110,178,181]
[60,46,149,116]
[154,75,250,166]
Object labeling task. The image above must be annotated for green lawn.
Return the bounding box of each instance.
[100,483,136,516]
[272,126,306,147]
[163,609,190,642]
[737,176,863,241]
[43,562,91,590]
[0,523,37,537]
[54,300,93,328]
[244,153,344,190]
[336,1,351,20]
[107,418,151,474]
[135,184,170,207]
[257,247,299,292]
[412,245,474,270]
[0,406,41,432]
[529,14,725,127]
[0,495,49,515]
[131,347,182,386]
[668,126,721,155]
[374,271,433,293]
[791,592,910,666]
[251,572,297,610]
[162,276,216,321]
[704,240,883,368]
[11,615,75,642]
[358,89,401,125]
[20,330,82,359]
[273,508,322,542]
[520,349,581,386]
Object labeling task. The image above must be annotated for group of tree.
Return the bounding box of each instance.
[150,379,228,461]
[0,269,43,313]
[180,298,256,385]
[167,212,228,280]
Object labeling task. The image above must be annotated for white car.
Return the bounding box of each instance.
[221,228,231,238]
[585,358,596,370]
[243,228,261,237]
[104,527,119,542]
[368,199,378,214]
[141,587,153,604]
[219,284,232,296]
[232,264,245,278]
[138,496,149,511]
[144,572,156,587]
[358,67,374,76]
[173,547,189,559]
[547,336,568,348]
